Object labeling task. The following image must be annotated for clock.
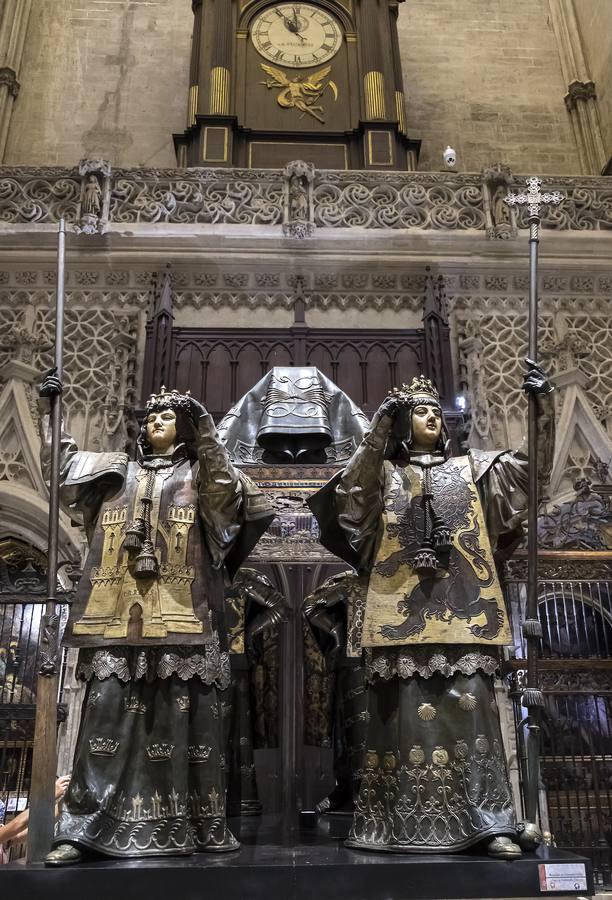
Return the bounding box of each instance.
[251,3,343,69]
[177,0,422,170]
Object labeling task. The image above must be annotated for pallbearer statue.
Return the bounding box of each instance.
[224,568,289,816]
[309,368,554,858]
[303,572,368,815]
[39,375,274,865]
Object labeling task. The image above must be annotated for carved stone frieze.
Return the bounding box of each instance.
[0,165,611,231]
[537,479,612,550]
[509,666,612,694]
[503,556,612,582]
[111,167,283,226]
[539,669,612,694]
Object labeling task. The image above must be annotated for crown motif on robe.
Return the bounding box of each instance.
[89,737,120,757]
[390,375,440,405]
[176,696,190,713]
[145,386,192,414]
[188,744,212,764]
[124,696,147,715]
[146,742,175,762]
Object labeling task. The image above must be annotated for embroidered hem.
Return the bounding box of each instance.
[77,640,230,690]
[365,645,500,682]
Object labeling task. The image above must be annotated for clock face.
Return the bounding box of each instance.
[252,3,343,69]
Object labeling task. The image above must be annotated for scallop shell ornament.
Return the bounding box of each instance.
[417,702,437,721]
[458,692,478,712]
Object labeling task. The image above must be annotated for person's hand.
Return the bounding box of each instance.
[523,358,554,396]
[55,775,71,800]
[39,367,63,399]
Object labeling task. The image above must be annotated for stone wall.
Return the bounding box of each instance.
[1,0,588,173]
[397,0,581,173]
[573,0,612,170]
[4,0,192,167]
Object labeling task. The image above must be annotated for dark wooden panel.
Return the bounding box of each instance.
[144,325,437,420]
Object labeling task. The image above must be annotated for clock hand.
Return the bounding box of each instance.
[292,7,308,43]
[273,6,307,43]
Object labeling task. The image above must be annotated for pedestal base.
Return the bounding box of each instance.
[4,817,593,900]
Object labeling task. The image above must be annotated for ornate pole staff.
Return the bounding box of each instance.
[504,178,563,825]
[27,219,66,862]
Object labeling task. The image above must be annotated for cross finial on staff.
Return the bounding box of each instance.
[505,176,563,220]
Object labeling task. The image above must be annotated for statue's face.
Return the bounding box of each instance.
[146,408,177,453]
[411,403,442,451]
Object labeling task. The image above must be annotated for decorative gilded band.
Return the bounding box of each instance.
[364,71,386,120]
[210,66,230,116]
[188,84,198,127]
[395,90,407,135]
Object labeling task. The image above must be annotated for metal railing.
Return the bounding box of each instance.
[504,551,612,888]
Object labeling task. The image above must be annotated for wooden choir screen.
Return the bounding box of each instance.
[144,326,434,421]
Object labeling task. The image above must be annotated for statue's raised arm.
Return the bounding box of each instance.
[39,368,127,540]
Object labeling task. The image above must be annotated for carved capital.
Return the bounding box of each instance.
[482,163,514,186]
[0,67,20,99]
[78,158,112,178]
[564,79,597,111]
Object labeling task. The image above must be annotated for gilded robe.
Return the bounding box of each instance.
[308,405,554,852]
[42,414,273,857]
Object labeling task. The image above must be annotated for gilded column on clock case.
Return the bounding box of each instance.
[388,0,407,136]
[357,0,387,120]
[187,0,203,128]
[208,0,234,116]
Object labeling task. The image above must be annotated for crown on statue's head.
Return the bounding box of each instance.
[145,386,192,414]
[389,375,440,405]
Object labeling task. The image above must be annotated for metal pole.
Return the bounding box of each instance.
[505,178,563,826]
[523,212,543,823]
[27,218,66,862]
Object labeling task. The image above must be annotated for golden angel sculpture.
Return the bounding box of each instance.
[260,64,338,123]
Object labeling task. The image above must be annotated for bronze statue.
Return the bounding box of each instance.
[303,571,368,815]
[39,375,273,865]
[224,568,289,816]
[308,366,555,857]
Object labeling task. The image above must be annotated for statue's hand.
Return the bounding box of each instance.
[188,396,208,423]
[39,367,63,399]
[372,394,404,428]
[523,358,554,396]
